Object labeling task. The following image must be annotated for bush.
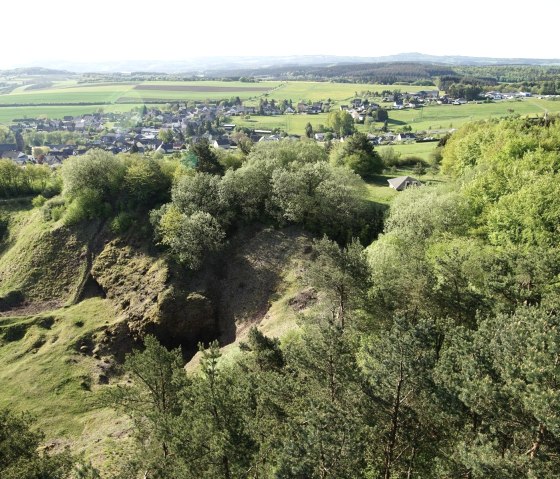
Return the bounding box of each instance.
[41,197,66,222]
[63,189,112,225]
[380,147,402,167]
[110,211,135,234]
[32,195,47,208]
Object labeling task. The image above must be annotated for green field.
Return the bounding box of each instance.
[388,98,560,131]
[0,80,431,124]
[377,141,439,162]
[0,104,149,124]
[0,79,559,134]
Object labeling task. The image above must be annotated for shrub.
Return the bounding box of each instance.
[41,197,66,222]
[32,195,47,208]
[110,211,135,234]
[63,189,112,225]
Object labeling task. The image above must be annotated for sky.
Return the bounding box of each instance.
[2,0,560,69]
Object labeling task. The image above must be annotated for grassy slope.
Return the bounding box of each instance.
[0,201,320,468]
[0,205,92,303]
[0,298,127,469]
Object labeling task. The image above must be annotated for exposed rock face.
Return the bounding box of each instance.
[91,239,218,352]
[90,226,312,355]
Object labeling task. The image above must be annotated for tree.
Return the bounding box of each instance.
[61,149,125,201]
[153,207,226,269]
[276,319,370,478]
[376,108,389,122]
[122,155,171,210]
[270,161,367,240]
[326,110,354,137]
[305,122,314,139]
[171,171,230,224]
[305,236,371,328]
[108,336,186,478]
[15,130,24,152]
[0,408,74,479]
[359,316,447,479]
[436,307,560,478]
[158,128,174,144]
[191,139,224,176]
[329,132,383,179]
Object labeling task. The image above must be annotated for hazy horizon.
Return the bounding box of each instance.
[3,0,559,70]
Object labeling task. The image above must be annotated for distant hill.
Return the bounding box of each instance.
[7,53,560,75]
[0,67,73,76]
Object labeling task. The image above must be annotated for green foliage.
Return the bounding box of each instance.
[0,408,74,478]
[151,139,380,267]
[191,139,224,175]
[270,161,367,239]
[326,110,355,137]
[31,194,47,207]
[62,149,126,200]
[436,307,560,478]
[304,236,371,327]
[330,132,383,179]
[41,196,66,222]
[64,188,112,225]
[153,206,226,269]
[110,211,135,234]
[0,160,58,198]
[122,155,171,210]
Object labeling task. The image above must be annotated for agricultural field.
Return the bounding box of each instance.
[0,79,427,124]
[387,97,560,131]
[0,104,147,124]
[232,98,560,137]
[0,78,559,137]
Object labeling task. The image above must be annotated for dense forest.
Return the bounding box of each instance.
[2,116,560,478]
[206,62,560,95]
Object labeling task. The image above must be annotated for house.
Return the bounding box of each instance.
[155,142,174,154]
[297,102,308,114]
[387,176,422,191]
[212,138,231,149]
[314,133,326,141]
[397,132,416,142]
[1,151,28,164]
[0,144,18,158]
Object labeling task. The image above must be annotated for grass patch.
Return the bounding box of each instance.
[0,298,125,470]
[365,168,447,205]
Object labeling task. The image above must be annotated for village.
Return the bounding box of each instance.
[0,87,536,166]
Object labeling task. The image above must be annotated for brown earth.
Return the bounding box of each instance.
[133,84,271,92]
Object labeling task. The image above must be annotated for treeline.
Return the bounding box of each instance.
[103,116,560,478]
[52,138,382,268]
[210,62,560,94]
[0,160,60,198]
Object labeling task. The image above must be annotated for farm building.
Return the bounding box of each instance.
[387,176,422,191]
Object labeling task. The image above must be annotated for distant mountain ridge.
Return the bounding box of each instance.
[3,53,560,74]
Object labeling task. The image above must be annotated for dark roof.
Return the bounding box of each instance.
[0,144,17,152]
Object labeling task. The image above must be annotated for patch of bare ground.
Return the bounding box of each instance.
[0,299,62,317]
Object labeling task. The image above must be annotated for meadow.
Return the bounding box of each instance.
[388,98,560,131]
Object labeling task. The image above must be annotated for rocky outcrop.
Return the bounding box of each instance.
[91,238,218,353]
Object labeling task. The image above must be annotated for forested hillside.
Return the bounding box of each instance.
[106,117,560,478]
[1,117,560,478]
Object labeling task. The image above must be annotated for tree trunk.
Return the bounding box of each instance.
[383,359,404,479]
